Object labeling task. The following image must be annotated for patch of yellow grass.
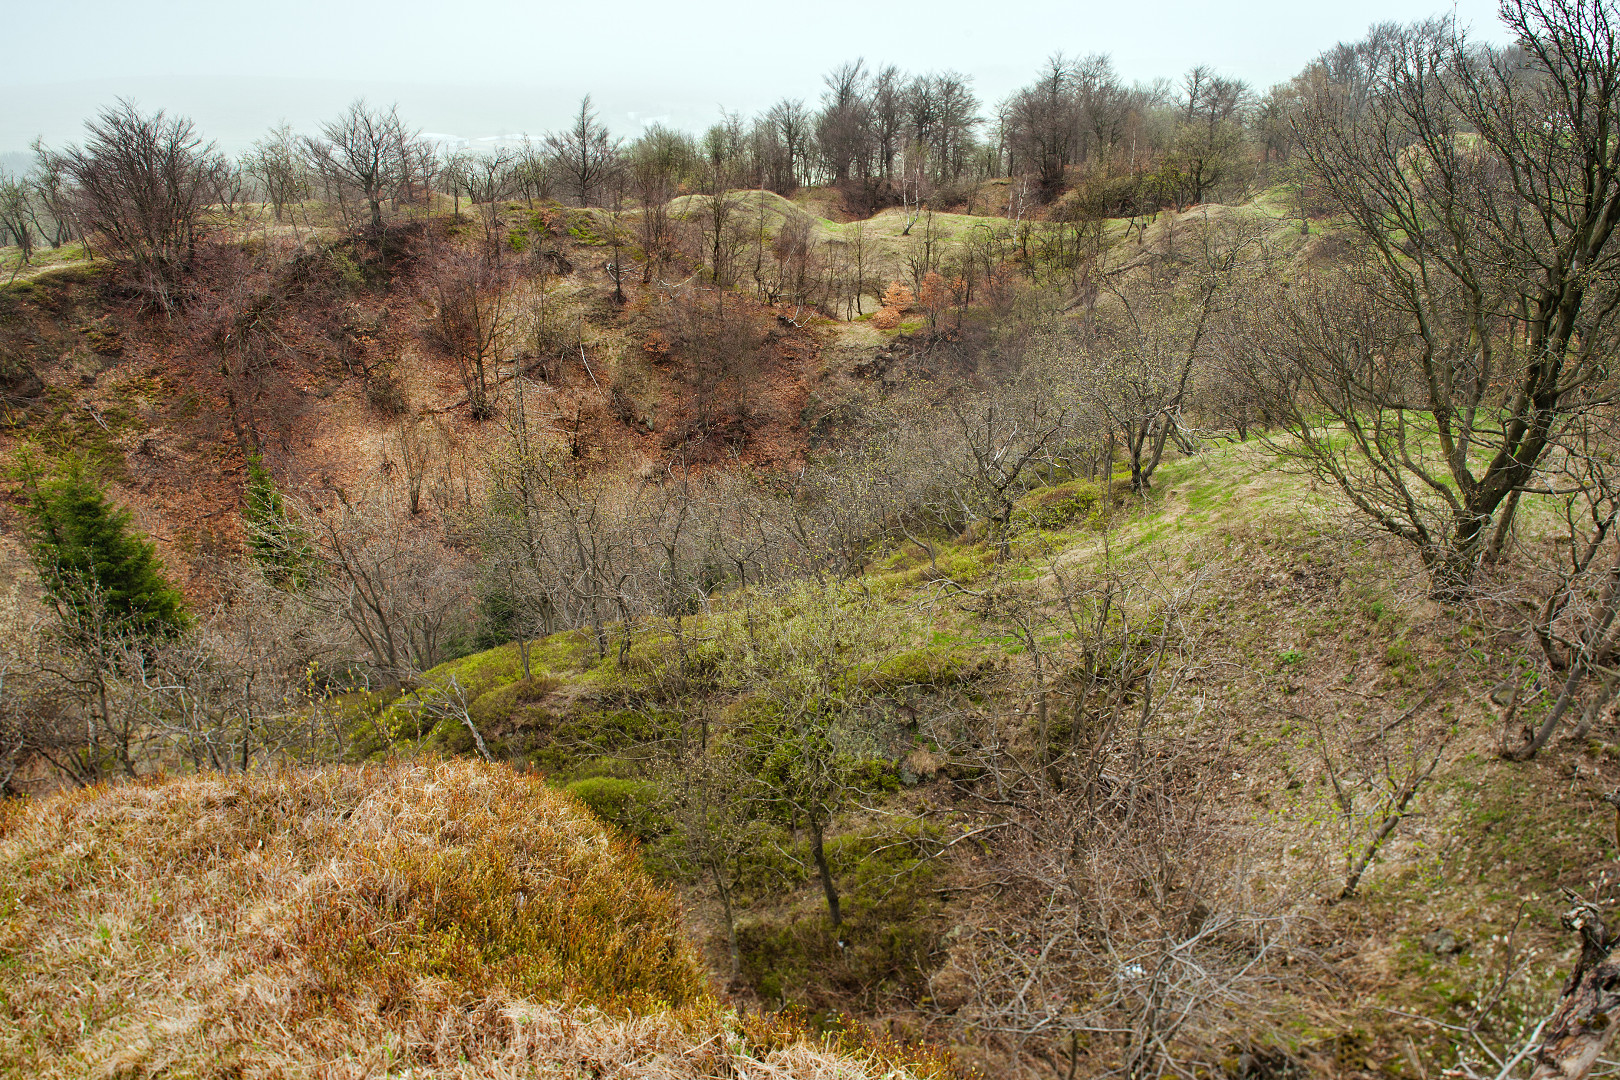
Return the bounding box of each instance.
[0,760,749,1077]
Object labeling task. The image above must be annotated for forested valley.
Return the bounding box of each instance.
[6,2,1620,1077]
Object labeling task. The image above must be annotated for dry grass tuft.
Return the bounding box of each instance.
[0,759,924,1078]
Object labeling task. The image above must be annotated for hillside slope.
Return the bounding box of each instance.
[0,209,835,601]
[0,188,1313,607]
[353,439,1620,1076]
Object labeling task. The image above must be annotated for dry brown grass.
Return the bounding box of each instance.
[0,759,928,1078]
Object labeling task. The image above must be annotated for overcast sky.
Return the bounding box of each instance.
[2,0,1510,156]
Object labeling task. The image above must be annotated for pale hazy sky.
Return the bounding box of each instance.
[2,0,1509,155]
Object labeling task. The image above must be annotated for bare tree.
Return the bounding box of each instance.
[942,388,1071,555]
[815,59,872,185]
[836,217,874,317]
[1275,3,1620,594]
[438,149,472,218]
[27,140,76,249]
[295,485,476,679]
[511,136,554,206]
[41,100,224,311]
[545,96,622,208]
[1002,54,1083,197]
[0,171,39,267]
[192,245,300,457]
[765,98,813,193]
[394,417,443,516]
[659,288,767,442]
[245,123,309,226]
[425,246,512,421]
[303,99,420,235]
[1086,216,1256,492]
[480,400,634,661]
[1159,65,1252,206]
[629,124,696,283]
[683,133,751,291]
[460,148,519,254]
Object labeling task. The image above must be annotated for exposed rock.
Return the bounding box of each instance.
[1421,927,1464,956]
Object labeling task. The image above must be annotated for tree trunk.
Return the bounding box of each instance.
[1128,427,1149,493]
[1530,904,1620,1080]
[710,860,741,985]
[1486,488,1523,563]
[807,814,842,927]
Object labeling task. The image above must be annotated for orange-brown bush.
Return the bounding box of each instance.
[294,763,705,1010]
[872,281,914,331]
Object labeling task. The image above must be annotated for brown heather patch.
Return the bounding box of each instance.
[0,760,738,1077]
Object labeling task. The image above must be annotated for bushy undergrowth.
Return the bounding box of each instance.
[741,823,948,1014]
[261,436,1600,1078]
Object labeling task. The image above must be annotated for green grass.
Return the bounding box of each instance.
[0,242,94,286]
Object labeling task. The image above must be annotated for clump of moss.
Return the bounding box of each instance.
[1012,479,1111,531]
[564,776,668,841]
[867,635,987,692]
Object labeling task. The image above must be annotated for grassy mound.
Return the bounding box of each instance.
[0,760,715,1077]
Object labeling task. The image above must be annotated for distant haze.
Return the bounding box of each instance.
[4,0,1510,156]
